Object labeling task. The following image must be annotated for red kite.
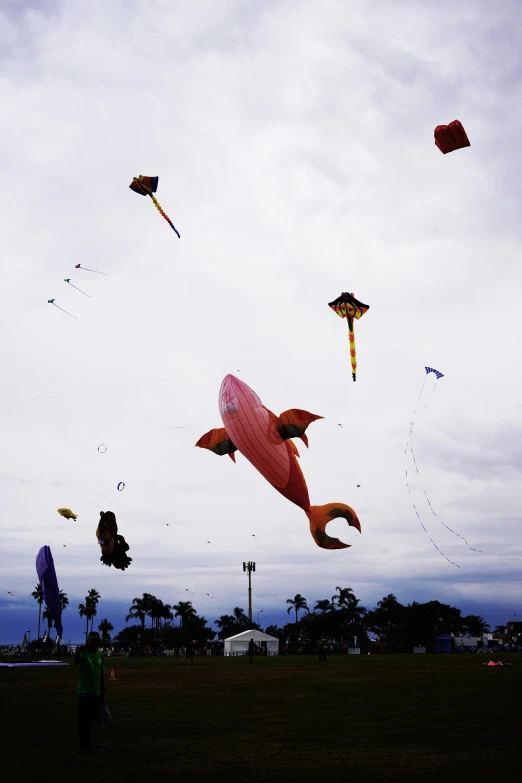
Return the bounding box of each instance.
[434,120,470,154]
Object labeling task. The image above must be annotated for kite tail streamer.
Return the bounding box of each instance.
[348,320,357,381]
[48,300,77,319]
[149,193,180,238]
[75,264,108,276]
[306,502,361,550]
[64,279,92,297]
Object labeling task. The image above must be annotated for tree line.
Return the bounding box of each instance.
[30,583,510,652]
[30,584,113,643]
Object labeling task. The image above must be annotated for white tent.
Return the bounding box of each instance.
[224,629,279,657]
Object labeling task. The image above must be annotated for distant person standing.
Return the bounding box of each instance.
[248,638,256,663]
[74,631,105,752]
[182,640,195,665]
[318,638,327,662]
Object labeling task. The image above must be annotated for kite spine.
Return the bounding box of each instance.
[150,193,181,238]
[348,321,357,381]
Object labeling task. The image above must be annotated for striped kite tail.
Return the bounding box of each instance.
[150,194,180,238]
[348,321,357,381]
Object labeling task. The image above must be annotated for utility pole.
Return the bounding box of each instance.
[243,561,256,625]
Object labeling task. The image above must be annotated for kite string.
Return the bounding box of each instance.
[409,440,481,552]
[408,377,480,553]
[405,375,460,567]
[405,465,460,567]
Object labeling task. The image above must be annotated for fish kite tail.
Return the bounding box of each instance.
[150,194,180,238]
[348,321,357,381]
[305,502,361,550]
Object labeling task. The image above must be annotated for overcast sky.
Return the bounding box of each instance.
[1,0,521,643]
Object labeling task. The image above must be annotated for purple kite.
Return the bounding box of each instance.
[36,546,63,638]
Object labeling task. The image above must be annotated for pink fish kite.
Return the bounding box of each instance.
[196,375,361,550]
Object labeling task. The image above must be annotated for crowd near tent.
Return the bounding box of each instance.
[224,630,279,656]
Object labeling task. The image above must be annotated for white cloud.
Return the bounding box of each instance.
[1,0,521,630]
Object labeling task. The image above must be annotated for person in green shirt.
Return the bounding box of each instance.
[74,631,106,752]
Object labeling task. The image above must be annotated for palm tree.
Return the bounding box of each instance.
[214,614,239,640]
[377,594,400,611]
[87,589,101,632]
[215,614,235,630]
[126,593,156,629]
[314,599,334,614]
[173,601,197,627]
[78,603,91,641]
[59,590,69,612]
[332,586,356,608]
[98,618,114,642]
[89,603,98,633]
[232,607,248,628]
[42,608,53,633]
[148,599,173,636]
[159,602,173,628]
[286,594,309,623]
[464,615,490,636]
[31,584,44,639]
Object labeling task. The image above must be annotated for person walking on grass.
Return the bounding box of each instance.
[248,638,256,664]
[74,631,105,752]
[318,638,327,662]
[182,639,195,665]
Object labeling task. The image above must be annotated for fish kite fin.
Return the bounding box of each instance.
[288,439,300,459]
[277,409,323,448]
[195,428,238,459]
[305,503,361,550]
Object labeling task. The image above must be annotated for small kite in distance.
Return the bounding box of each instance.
[57,508,78,521]
[64,279,92,297]
[357,485,361,488]
[129,175,180,238]
[329,292,370,381]
[184,588,195,594]
[7,591,14,596]
[206,593,215,598]
[207,541,217,547]
[117,482,125,491]
[48,299,77,319]
[75,264,108,276]
[434,120,470,154]
[338,424,343,428]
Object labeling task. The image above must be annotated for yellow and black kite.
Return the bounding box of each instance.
[328,292,369,381]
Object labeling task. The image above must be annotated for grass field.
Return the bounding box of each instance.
[2,653,521,781]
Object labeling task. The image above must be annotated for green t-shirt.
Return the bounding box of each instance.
[77,649,104,696]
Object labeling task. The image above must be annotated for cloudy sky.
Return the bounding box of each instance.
[1,0,521,643]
